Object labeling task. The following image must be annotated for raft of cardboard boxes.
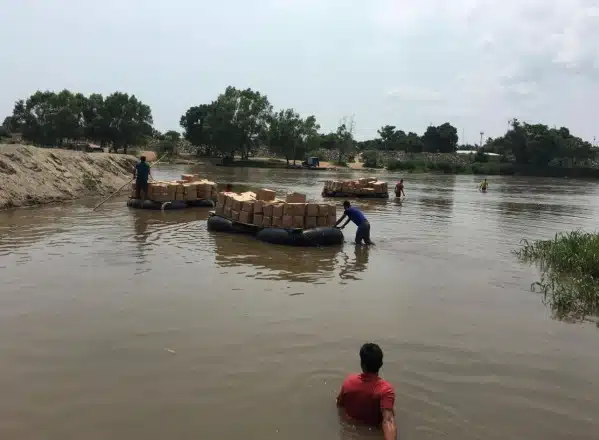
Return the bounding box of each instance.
[323,177,388,196]
[131,174,217,202]
[215,189,337,229]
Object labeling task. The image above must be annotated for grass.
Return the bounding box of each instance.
[514,230,599,321]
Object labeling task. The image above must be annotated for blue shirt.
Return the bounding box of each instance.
[135,161,150,182]
[345,207,367,226]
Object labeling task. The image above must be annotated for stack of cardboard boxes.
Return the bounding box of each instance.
[323,177,388,196]
[215,189,337,229]
[131,174,217,202]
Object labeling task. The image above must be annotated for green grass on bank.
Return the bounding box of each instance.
[514,230,599,322]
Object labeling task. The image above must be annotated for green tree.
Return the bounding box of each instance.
[103,92,153,154]
[267,110,320,165]
[422,123,458,153]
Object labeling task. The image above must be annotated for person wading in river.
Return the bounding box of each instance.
[133,156,152,200]
[336,343,397,440]
[335,200,373,245]
[395,179,405,198]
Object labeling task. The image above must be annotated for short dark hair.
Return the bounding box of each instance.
[360,342,383,374]
[140,156,146,162]
[343,200,350,208]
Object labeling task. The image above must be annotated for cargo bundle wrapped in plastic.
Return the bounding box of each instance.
[214,189,337,229]
[322,177,388,198]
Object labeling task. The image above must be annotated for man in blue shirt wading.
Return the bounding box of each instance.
[133,156,151,200]
[335,201,373,245]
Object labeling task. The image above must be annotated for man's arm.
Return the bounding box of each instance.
[380,387,397,440]
[335,213,346,227]
[382,409,397,440]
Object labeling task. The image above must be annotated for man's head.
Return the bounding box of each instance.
[360,342,383,374]
[343,200,351,210]
[225,184,233,192]
[484,178,487,182]
[400,179,403,183]
[140,156,146,162]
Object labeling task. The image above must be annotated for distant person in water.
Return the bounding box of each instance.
[479,178,489,192]
[336,200,373,245]
[395,179,405,198]
[336,343,397,440]
[133,155,151,200]
[225,183,233,192]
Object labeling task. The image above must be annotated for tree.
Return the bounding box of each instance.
[335,116,356,164]
[103,92,153,154]
[267,109,321,165]
[422,123,458,153]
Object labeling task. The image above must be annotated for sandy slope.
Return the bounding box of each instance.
[0,144,138,210]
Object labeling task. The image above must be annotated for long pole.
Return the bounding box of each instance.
[92,152,169,211]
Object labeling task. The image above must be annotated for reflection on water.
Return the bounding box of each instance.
[1,168,599,440]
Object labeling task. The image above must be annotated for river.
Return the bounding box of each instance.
[1,165,598,440]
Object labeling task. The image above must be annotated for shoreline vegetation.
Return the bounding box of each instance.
[515,231,599,323]
[1,86,599,178]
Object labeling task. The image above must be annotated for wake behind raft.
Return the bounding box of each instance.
[207,189,344,247]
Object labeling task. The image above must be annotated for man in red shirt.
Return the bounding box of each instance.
[336,343,398,440]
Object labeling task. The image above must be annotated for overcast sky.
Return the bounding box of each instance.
[1,0,598,143]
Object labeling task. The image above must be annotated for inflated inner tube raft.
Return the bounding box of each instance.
[207,213,344,247]
[127,198,215,210]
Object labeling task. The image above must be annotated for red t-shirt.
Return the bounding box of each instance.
[336,373,395,426]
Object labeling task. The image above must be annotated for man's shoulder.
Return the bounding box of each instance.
[376,377,395,393]
[342,373,362,386]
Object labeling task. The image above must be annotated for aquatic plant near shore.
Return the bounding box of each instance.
[514,230,599,321]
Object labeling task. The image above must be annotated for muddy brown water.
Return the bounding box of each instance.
[1,165,599,440]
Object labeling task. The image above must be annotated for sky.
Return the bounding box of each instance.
[1,0,599,144]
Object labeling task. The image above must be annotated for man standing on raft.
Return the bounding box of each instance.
[133,156,151,200]
[336,201,373,245]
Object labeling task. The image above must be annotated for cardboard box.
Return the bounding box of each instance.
[257,188,276,201]
[285,192,306,203]
[305,216,317,229]
[318,204,329,216]
[284,203,306,216]
[239,211,252,224]
[231,210,240,221]
[253,214,263,227]
[329,204,337,217]
[215,205,224,216]
[329,215,337,226]
[282,215,294,228]
[231,198,242,212]
[225,194,234,208]
[262,216,272,227]
[306,203,319,217]
[241,200,254,213]
[272,204,284,217]
[217,192,227,205]
[272,216,282,227]
[262,203,273,217]
[292,216,305,229]
[254,200,264,214]
[224,207,232,218]
[317,216,329,227]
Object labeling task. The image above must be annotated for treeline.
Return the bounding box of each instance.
[2,86,597,172]
[2,90,153,154]
[179,86,355,164]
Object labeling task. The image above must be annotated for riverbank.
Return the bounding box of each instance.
[0,144,137,210]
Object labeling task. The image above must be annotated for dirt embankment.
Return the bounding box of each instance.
[0,144,138,210]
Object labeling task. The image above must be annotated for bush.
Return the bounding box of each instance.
[361,150,382,168]
[514,230,599,321]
